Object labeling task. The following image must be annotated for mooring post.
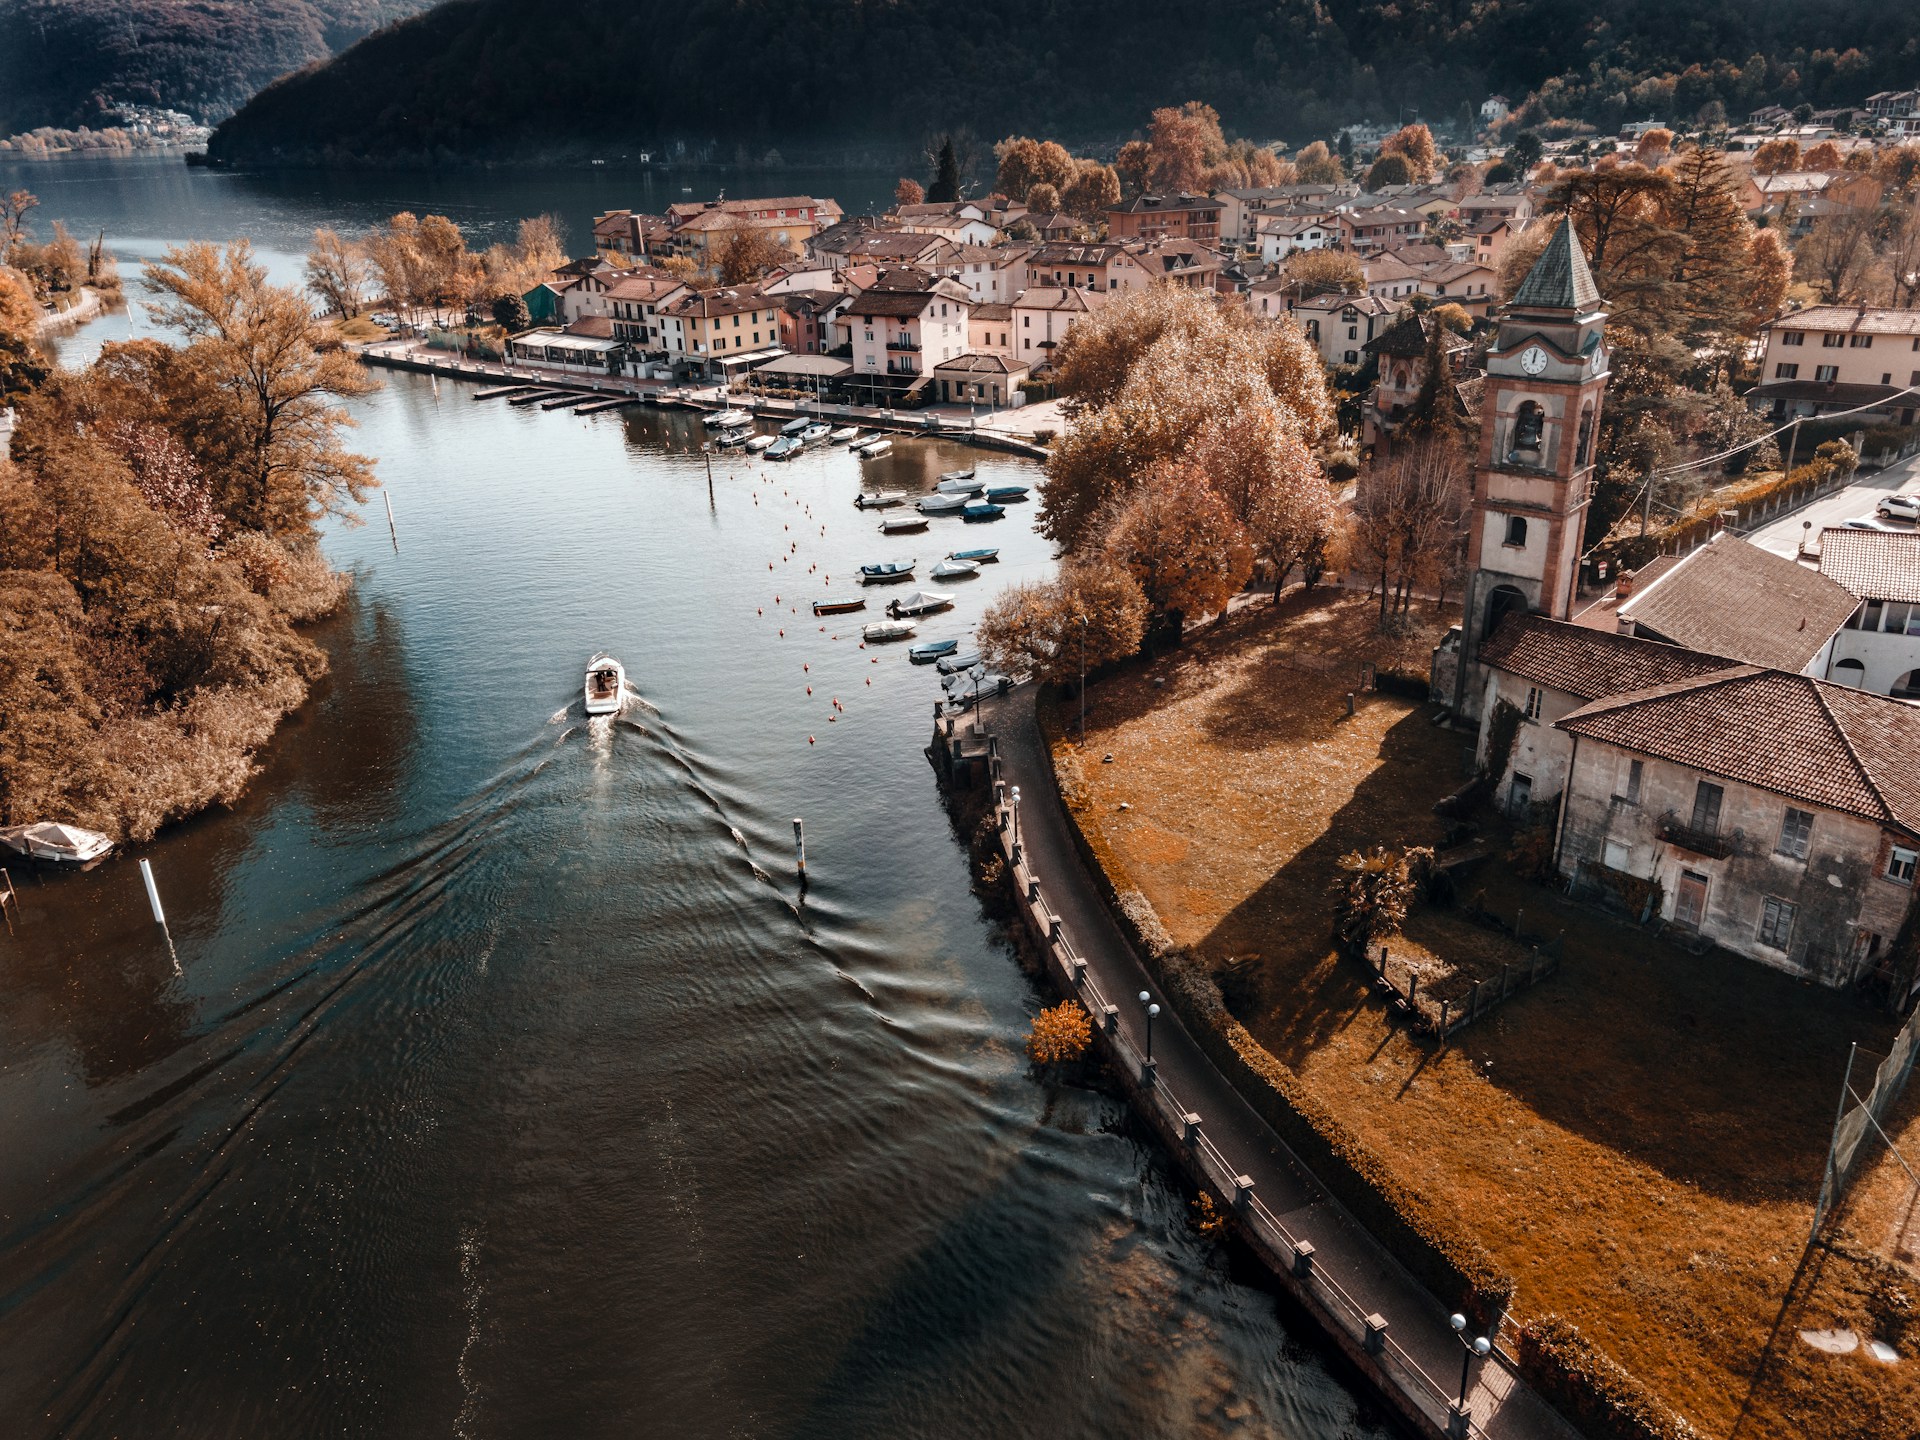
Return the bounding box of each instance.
[793,818,806,885]
[139,859,180,974]
[383,491,398,551]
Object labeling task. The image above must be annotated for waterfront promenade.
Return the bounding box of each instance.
[980,687,1581,1440]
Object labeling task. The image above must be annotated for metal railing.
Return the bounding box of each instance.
[986,781,1501,1439]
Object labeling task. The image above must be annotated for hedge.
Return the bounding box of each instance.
[1041,710,1517,1321]
[1517,1315,1702,1440]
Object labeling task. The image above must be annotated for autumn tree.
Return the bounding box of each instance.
[1365,153,1414,190]
[1027,1000,1091,1066]
[977,558,1146,683]
[1098,460,1253,639]
[1803,140,1845,172]
[715,225,790,285]
[0,265,47,401]
[1633,128,1675,166]
[1025,183,1061,215]
[1282,247,1365,301]
[304,228,371,318]
[1189,404,1335,600]
[141,240,379,535]
[1142,102,1222,192]
[1351,436,1469,625]
[0,189,37,260]
[1751,137,1801,174]
[1062,161,1121,220]
[894,177,925,207]
[1379,123,1440,182]
[996,136,1076,202]
[1294,141,1345,186]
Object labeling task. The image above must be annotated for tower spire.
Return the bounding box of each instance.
[1511,215,1602,314]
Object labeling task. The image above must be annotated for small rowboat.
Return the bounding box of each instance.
[858,438,893,458]
[886,589,955,618]
[984,485,1029,502]
[707,409,750,428]
[829,426,860,444]
[935,650,983,675]
[862,619,917,642]
[947,547,999,563]
[910,637,960,662]
[962,502,1005,522]
[881,514,929,534]
[916,493,969,514]
[854,490,905,508]
[0,821,113,865]
[846,431,878,449]
[859,560,917,585]
[799,423,830,444]
[935,475,984,495]
[780,416,812,435]
[584,653,626,716]
[813,597,866,615]
[929,558,979,579]
[746,434,776,452]
[938,468,976,483]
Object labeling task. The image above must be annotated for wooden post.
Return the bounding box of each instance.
[793,818,807,885]
[1407,971,1420,1012]
[1439,998,1449,1037]
[1470,978,1482,1021]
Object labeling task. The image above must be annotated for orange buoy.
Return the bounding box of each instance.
[806,686,812,695]
[808,735,815,744]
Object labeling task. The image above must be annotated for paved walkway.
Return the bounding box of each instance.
[982,688,1580,1440]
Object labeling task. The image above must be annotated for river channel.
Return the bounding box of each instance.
[0,154,1388,1439]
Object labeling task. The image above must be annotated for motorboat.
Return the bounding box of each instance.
[909,637,960,663]
[766,436,802,460]
[916,493,969,514]
[828,427,860,444]
[962,502,1005,522]
[715,428,749,447]
[746,434,776,452]
[846,432,879,449]
[854,490,905,509]
[862,619,917,642]
[813,596,866,616]
[881,514,929,534]
[947,548,999,563]
[780,416,812,436]
[0,821,112,865]
[707,409,751,428]
[935,475,984,495]
[929,558,979,579]
[984,485,1029,502]
[885,590,955,618]
[859,560,917,585]
[799,423,830,444]
[584,653,626,715]
[935,650,983,675]
[938,468,976,483]
[858,438,893,458]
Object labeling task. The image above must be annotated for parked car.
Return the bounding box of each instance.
[1876,494,1920,522]
[1845,515,1901,531]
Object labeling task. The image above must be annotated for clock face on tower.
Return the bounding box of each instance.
[1520,345,1549,376]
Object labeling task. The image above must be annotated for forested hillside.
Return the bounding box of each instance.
[0,0,432,132]
[207,0,1920,165]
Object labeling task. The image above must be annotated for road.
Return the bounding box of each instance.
[1748,450,1920,559]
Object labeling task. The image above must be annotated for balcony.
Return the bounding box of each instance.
[1657,815,1735,859]
[886,337,921,352]
[885,359,919,376]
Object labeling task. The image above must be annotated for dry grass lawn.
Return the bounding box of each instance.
[1057,588,1920,1439]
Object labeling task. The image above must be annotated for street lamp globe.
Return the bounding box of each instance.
[1139,990,1151,1005]
[1450,1313,1467,1333]
[1473,1337,1491,1357]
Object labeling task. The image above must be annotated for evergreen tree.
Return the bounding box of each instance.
[928,138,962,202]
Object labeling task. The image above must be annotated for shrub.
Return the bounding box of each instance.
[1027,999,1092,1065]
[1331,846,1416,954]
[1517,1315,1701,1440]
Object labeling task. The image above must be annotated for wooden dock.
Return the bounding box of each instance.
[507,390,553,407]
[473,384,542,401]
[575,398,635,415]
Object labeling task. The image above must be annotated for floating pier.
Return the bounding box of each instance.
[575,398,636,415]
[473,384,542,401]
[539,392,599,411]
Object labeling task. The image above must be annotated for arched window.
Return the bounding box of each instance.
[1504,515,1529,547]
[1833,658,1867,688]
[1509,400,1545,461]
[1575,403,1595,467]
[1892,668,1920,700]
[1483,583,1528,639]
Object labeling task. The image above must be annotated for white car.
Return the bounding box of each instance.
[1876,494,1920,522]
[1845,515,1901,532]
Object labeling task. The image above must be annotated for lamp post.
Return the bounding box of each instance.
[1138,991,1159,1061]
[1449,1313,1492,1425]
[1010,784,1022,859]
[1078,613,1088,747]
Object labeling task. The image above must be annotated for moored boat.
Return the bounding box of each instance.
[880,514,928,534]
[828,426,859,444]
[858,438,893,458]
[707,409,751,428]
[854,490,905,509]
[584,653,626,716]
[862,619,917,642]
[846,431,879,449]
[858,560,917,584]
[0,821,113,865]
[799,423,830,444]
[962,502,1005,522]
[745,434,776,452]
[938,468,976,483]
[715,428,749,447]
[935,650,983,674]
[984,485,1029,502]
[766,436,802,460]
[929,558,979,579]
[916,493,969,514]
[885,589,955,618]
[947,547,999,563]
[780,416,812,436]
[935,476,984,495]
[909,637,960,663]
[813,596,866,615]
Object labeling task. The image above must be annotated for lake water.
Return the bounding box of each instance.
[0,154,1388,1439]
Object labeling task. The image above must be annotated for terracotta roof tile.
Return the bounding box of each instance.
[1818,528,1920,603]
[1480,616,1738,701]
[1618,536,1859,671]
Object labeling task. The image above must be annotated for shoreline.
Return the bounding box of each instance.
[33,283,113,336]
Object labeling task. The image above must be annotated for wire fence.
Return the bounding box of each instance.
[1812,1000,1920,1241]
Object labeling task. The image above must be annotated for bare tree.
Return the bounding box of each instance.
[1350,437,1470,626]
[1796,212,1877,302]
[304,228,372,318]
[0,189,36,260]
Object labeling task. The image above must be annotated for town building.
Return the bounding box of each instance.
[1256,212,1338,265]
[601,274,690,356]
[1816,528,1920,698]
[1276,291,1397,367]
[931,352,1029,408]
[1106,193,1222,243]
[1361,311,1469,448]
[656,288,784,378]
[842,274,972,402]
[1749,305,1920,425]
[664,196,842,263]
[1008,285,1105,366]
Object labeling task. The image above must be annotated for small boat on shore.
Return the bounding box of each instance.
[858,438,893,458]
[935,650,983,675]
[0,821,113,865]
[909,637,960,663]
[799,423,830,444]
[829,426,859,444]
[984,485,1029,502]
[916,493,969,514]
[929,558,979,579]
[813,596,866,615]
[584,653,626,716]
[863,619,917,642]
[962,502,1005,522]
[780,416,812,436]
[766,436,802,460]
[855,490,905,509]
[886,589,955,618]
[859,560,917,585]
[707,409,751,428]
[938,468,976,483]
[746,434,776,452]
[881,514,928,534]
[947,547,999,563]
[935,475,984,495]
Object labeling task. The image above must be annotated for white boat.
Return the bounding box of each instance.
[828,426,859,444]
[929,558,979,579]
[584,653,626,715]
[854,490,905,509]
[846,432,879,449]
[935,475,984,494]
[938,468,976,483]
[916,492,969,514]
[780,416,812,436]
[886,589,955,618]
[707,409,751,428]
[746,434,776,452]
[859,438,893,458]
[799,423,830,444]
[715,428,749,447]
[880,514,929,534]
[862,619,917,642]
[0,821,113,864]
[935,650,982,675]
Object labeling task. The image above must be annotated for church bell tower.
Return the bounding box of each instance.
[1455,217,1610,711]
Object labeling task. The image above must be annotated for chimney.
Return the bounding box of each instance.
[1615,567,1636,599]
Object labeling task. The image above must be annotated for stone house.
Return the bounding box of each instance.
[1105,193,1222,243]
[1817,528,1920,698]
